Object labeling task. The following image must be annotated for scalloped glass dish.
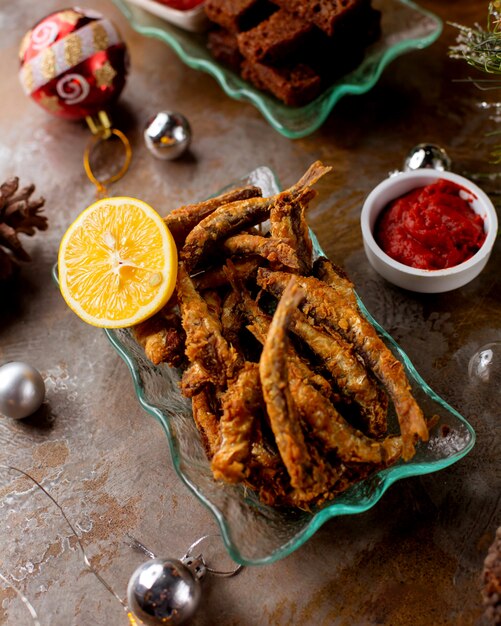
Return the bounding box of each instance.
[112,0,442,138]
[81,166,475,567]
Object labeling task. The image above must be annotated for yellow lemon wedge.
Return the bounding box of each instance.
[58,196,177,328]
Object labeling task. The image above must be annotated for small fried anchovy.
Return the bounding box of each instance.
[181,361,208,398]
[193,257,261,291]
[223,233,301,271]
[257,268,428,461]
[289,374,401,464]
[289,309,388,437]
[310,257,390,435]
[270,188,316,275]
[177,263,242,388]
[259,278,326,491]
[225,261,333,398]
[211,362,262,483]
[164,185,262,245]
[181,161,332,272]
[313,256,358,308]
[132,305,185,367]
[192,387,221,459]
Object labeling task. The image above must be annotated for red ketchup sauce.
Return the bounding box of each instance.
[375,179,486,271]
[155,0,204,10]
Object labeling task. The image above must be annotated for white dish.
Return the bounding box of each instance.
[125,0,208,32]
[360,169,498,293]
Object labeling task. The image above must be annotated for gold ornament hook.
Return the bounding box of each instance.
[83,111,132,197]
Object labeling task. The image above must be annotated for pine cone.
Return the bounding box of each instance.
[0,177,48,280]
[483,527,501,625]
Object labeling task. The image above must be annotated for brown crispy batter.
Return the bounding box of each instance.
[165,185,262,245]
[223,233,301,271]
[313,256,358,308]
[192,387,221,458]
[202,289,223,320]
[181,361,209,398]
[211,362,262,483]
[193,256,261,291]
[177,263,243,387]
[132,308,185,367]
[221,289,245,349]
[256,268,428,460]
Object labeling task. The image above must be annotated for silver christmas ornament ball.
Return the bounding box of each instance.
[468,342,501,388]
[127,557,202,625]
[144,111,192,160]
[0,362,45,419]
[404,143,452,172]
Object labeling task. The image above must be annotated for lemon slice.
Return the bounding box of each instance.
[58,197,177,328]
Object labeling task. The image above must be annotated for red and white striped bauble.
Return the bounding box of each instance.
[19,7,128,120]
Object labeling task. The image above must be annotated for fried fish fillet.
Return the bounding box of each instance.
[164,185,262,245]
[256,268,428,460]
[135,160,433,510]
[181,161,332,272]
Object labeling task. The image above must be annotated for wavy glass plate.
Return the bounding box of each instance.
[112,0,442,138]
[95,166,475,566]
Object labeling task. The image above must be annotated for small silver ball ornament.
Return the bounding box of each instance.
[404,143,452,172]
[144,111,192,160]
[468,342,501,388]
[127,557,203,625]
[0,362,45,419]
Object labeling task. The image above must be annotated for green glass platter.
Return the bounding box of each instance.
[83,166,475,566]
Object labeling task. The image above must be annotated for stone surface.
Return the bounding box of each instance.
[0,1,499,624]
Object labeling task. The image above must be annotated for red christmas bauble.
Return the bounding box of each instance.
[19,7,129,120]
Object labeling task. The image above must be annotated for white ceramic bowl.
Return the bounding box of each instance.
[126,0,208,32]
[360,169,498,293]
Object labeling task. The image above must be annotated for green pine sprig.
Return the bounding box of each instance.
[449,1,501,83]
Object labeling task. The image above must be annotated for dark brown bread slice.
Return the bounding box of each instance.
[205,0,276,32]
[304,7,380,80]
[241,59,322,106]
[208,28,243,72]
[237,9,313,65]
[271,0,369,37]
